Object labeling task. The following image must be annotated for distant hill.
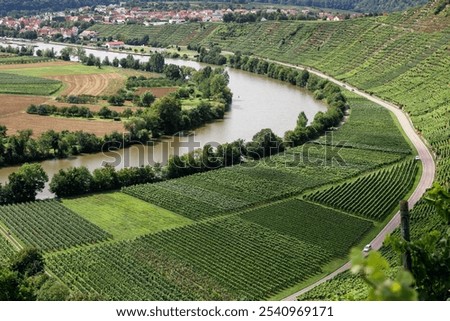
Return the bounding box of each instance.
[247,0,429,13]
[0,0,119,16]
[0,0,432,16]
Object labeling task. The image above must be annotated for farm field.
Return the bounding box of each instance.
[305,159,419,221]
[0,234,15,267]
[46,215,337,300]
[49,73,124,96]
[0,200,111,251]
[0,111,126,137]
[123,145,407,220]
[0,61,133,136]
[315,93,412,154]
[135,87,178,98]
[62,193,192,240]
[240,199,373,257]
[0,72,61,95]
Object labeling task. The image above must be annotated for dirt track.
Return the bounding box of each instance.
[276,61,436,301]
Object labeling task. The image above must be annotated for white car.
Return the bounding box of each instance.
[363,244,372,253]
[415,155,421,161]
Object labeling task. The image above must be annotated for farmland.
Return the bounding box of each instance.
[305,160,418,221]
[0,235,14,267]
[0,72,61,95]
[240,199,373,257]
[0,62,130,136]
[49,73,124,96]
[46,215,334,300]
[123,145,406,220]
[62,193,192,240]
[315,93,412,154]
[0,200,111,251]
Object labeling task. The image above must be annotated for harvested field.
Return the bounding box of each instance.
[135,87,178,98]
[50,73,124,96]
[0,113,125,137]
[0,94,48,116]
[0,94,125,137]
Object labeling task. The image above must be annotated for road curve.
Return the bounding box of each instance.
[273,61,437,301]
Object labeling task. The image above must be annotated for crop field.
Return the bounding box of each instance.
[0,72,61,95]
[46,215,336,300]
[0,235,15,267]
[123,145,406,220]
[305,160,418,221]
[316,93,412,154]
[0,200,111,251]
[241,199,373,257]
[62,193,192,240]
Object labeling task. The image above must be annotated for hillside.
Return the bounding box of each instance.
[90,0,450,189]
[0,0,432,16]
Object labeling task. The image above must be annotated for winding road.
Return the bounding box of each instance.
[273,61,437,301]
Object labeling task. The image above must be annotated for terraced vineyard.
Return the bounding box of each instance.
[316,93,412,154]
[0,200,111,251]
[0,235,15,267]
[123,145,406,220]
[241,199,373,257]
[305,160,418,221]
[47,215,339,300]
[0,72,62,95]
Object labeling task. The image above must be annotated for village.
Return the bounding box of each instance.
[0,3,365,41]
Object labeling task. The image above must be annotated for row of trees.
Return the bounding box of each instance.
[0,44,34,56]
[0,126,135,167]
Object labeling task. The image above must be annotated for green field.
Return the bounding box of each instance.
[62,193,192,240]
[1,64,116,77]
[305,160,418,221]
[0,72,62,95]
[0,200,111,251]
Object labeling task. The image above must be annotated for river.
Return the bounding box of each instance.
[0,40,327,197]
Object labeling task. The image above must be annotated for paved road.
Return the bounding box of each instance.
[275,61,436,301]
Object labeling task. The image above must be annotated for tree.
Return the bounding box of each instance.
[10,248,45,277]
[152,96,182,134]
[36,279,70,301]
[59,47,73,61]
[139,92,155,107]
[49,166,93,197]
[3,163,48,203]
[148,52,165,73]
[246,128,284,159]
